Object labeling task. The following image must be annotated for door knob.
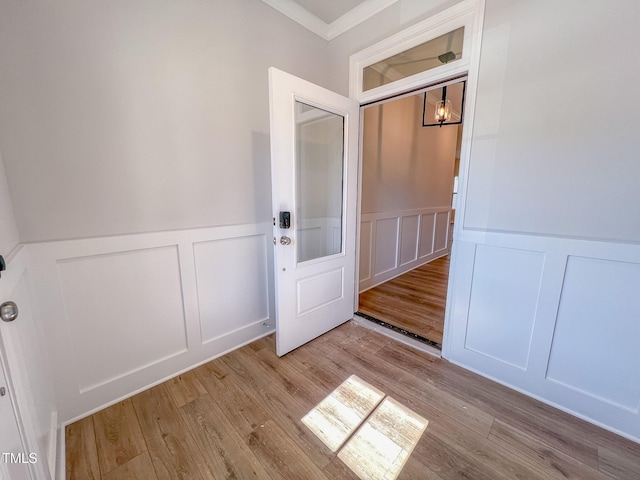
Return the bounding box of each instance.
[280,236,292,245]
[0,301,18,322]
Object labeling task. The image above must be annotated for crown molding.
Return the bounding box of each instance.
[262,0,328,39]
[262,0,400,41]
[327,0,399,40]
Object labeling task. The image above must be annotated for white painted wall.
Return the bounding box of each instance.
[0,153,19,257]
[0,0,331,242]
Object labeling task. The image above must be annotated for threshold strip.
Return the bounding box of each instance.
[355,312,442,350]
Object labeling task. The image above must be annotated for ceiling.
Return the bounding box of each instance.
[261,0,399,41]
[292,0,366,24]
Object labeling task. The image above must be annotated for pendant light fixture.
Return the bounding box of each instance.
[422,80,466,128]
[434,85,451,126]
[421,50,465,128]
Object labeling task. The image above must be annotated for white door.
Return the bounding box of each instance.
[269,67,359,356]
[0,357,31,480]
[0,254,55,480]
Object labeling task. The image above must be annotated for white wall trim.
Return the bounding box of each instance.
[262,0,400,41]
[327,0,400,40]
[447,229,640,442]
[61,326,275,426]
[359,206,451,291]
[26,222,276,424]
[261,0,328,39]
[449,356,640,445]
[348,0,486,363]
[349,0,483,103]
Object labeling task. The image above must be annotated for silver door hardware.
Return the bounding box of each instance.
[0,301,18,322]
[280,236,292,245]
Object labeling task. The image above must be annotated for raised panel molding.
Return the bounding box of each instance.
[374,217,399,275]
[297,267,344,315]
[27,223,275,424]
[463,245,544,370]
[434,211,450,251]
[359,220,373,282]
[360,207,451,292]
[400,215,419,266]
[194,235,270,344]
[57,246,188,393]
[447,229,640,443]
[419,213,436,258]
[546,256,640,412]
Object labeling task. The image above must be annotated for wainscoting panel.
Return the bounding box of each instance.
[194,235,270,344]
[374,217,399,276]
[57,246,187,393]
[359,220,373,282]
[27,223,275,424]
[445,229,640,442]
[546,256,640,412]
[419,213,436,258]
[400,215,419,266]
[434,211,450,251]
[464,245,544,370]
[360,207,451,291]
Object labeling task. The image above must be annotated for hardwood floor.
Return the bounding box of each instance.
[358,255,450,345]
[66,322,640,479]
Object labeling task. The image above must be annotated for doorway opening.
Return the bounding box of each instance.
[356,79,465,349]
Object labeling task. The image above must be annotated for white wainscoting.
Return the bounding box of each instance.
[27,222,275,424]
[359,207,451,292]
[445,229,640,442]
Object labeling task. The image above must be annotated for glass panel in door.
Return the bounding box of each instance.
[295,101,345,263]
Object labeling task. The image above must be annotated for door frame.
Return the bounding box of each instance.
[348,0,485,358]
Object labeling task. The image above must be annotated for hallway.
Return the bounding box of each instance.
[358,253,449,346]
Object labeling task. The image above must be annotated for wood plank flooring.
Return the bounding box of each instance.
[358,255,450,344]
[66,322,640,479]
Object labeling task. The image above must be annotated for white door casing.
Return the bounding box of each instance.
[269,67,359,356]
[349,0,486,357]
[0,249,55,480]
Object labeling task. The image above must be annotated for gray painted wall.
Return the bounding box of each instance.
[0,153,19,256]
[0,0,331,242]
[361,94,457,214]
[465,0,640,242]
